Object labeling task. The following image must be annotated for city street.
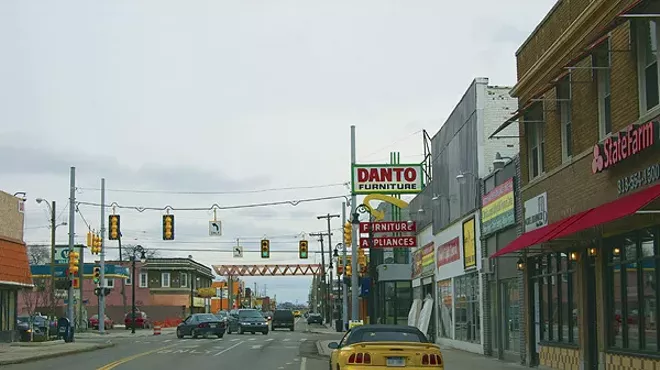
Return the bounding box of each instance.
[3,319,341,370]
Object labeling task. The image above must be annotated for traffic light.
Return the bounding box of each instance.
[108,215,120,240]
[68,250,79,275]
[343,222,352,246]
[93,266,101,284]
[345,263,352,276]
[261,239,270,258]
[162,215,174,240]
[90,233,102,254]
[86,232,93,248]
[299,240,308,259]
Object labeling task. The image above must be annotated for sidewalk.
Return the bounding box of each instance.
[306,323,343,335]
[0,341,115,366]
[316,340,526,370]
[76,327,176,339]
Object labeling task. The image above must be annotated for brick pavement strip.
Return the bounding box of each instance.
[0,341,115,366]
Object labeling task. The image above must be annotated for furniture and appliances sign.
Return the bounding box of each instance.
[481,178,515,235]
[351,164,424,194]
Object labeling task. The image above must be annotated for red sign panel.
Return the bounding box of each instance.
[592,120,658,174]
[436,237,460,267]
[359,221,416,234]
[359,236,417,249]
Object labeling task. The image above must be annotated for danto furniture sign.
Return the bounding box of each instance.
[462,217,476,270]
[436,237,460,267]
[592,120,658,174]
[481,178,515,235]
[352,164,424,194]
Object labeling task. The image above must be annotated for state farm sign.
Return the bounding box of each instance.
[352,164,424,194]
[592,120,658,174]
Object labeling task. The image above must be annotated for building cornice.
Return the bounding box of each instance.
[512,0,619,99]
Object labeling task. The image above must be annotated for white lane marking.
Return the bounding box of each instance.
[163,339,172,343]
[180,339,188,342]
[213,340,244,356]
[278,367,284,369]
[265,338,274,342]
[215,338,223,341]
[294,358,299,362]
[300,357,307,370]
[300,338,307,342]
[283,338,290,342]
[251,345,262,349]
[230,338,240,342]
[213,346,224,350]
[248,338,256,341]
[284,346,298,349]
[286,362,292,365]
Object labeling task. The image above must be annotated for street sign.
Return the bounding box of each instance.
[233,246,243,258]
[55,247,70,264]
[209,221,222,236]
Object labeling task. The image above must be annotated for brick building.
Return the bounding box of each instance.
[489,1,660,370]
[0,191,32,342]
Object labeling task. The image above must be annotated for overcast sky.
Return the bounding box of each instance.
[1,0,555,304]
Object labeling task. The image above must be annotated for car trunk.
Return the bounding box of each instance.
[347,342,440,367]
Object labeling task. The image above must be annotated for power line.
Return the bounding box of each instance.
[361,129,422,159]
[76,182,348,195]
[75,194,349,212]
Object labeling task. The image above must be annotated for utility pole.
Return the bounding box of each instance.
[310,231,332,324]
[67,167,76,326]
[99,178,106,334]
[118,232,127,318]
[317,213,339,326]
[350,125,359,322]
[341,202,348,329]
[49,200,56,328]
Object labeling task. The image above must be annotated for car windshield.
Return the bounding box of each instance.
[196,314,217,322]
[310,313,321,317]
[239,310,263,318]
[348,329,427,344]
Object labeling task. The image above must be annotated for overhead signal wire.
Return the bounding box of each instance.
[75,182,349,195]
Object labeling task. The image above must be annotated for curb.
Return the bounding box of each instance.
[315,341,328,357]
[0,342,115,366]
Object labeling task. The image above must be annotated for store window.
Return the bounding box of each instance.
[636,18,660,114]
[530,253,578,344]
[503,278,521,352]
[437,279,453,339]
[454,273,480,343]
[382,281,412,325]
[606,227,659,352]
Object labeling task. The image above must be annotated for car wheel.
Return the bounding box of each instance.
[227,326,232,334]
[251,331,255,335]
[262,330,268,335]
[177,329,184,339]
[290,327,294,332]
[217,333,224,339]
[238,326,243,335]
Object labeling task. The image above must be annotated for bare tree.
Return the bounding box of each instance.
[124,244,159,259]
[27,245,50,265]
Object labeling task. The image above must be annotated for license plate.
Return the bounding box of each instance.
[386,357,405,367]
[210,324,217,328]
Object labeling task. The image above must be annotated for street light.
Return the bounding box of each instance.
[351,204,377,324]
[35,197,64,334]
[131,245,146,334]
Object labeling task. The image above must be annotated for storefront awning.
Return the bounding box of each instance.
[490,183,660,258]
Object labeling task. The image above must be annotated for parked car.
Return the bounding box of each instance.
[124,311,151,329]
[307,313,323,325]
[227,309,268,335]
[17,315,57,340]
[89,314,114,330]
[177,313,226,339]
[272,310,295,331]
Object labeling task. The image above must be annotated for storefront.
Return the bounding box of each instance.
[412,225,435,339]
[481,157,525,362]
[0,191,33,342]
[491,135,660,369]
[434,211,483,354]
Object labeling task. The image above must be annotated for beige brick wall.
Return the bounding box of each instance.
[539,345,581,370]
[604,354,660,370]
[0,190,24,242]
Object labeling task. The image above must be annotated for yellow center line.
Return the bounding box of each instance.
[96,343,177,370]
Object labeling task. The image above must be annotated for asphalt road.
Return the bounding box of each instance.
[4,318,340,370]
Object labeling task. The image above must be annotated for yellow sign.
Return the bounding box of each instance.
[462,217,476,269]
[361,194,409,221]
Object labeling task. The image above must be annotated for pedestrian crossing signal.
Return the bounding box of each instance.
[162,215,174,240]
[299,240,308,259]
[261,239,270,258]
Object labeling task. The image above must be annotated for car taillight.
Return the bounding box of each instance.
[422,354,443,366]
[198,323,210,328]
[347,352,371,364]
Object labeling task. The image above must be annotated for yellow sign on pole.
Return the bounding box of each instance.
[360,194,409,221]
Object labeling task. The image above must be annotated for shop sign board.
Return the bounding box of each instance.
[420,242,435,277]
[359,236,416,248]
[352,164,424,194]
[462,217,477,270]
[436,237,460,267]
[359,221,416,233]
[411,249,423,279]
[481,178,515,235]
[617,162,660,195]
[524,192,548,232]
[592,120,658,174]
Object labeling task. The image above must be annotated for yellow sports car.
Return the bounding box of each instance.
[327,324,443,369]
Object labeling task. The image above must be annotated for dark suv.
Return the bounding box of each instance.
[271,310,295,331]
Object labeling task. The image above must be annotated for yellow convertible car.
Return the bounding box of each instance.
[327,324,444,369]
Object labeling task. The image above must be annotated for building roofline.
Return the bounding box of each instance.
[515,0,563,56]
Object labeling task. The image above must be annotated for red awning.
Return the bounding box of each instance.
[490,183,660,258]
